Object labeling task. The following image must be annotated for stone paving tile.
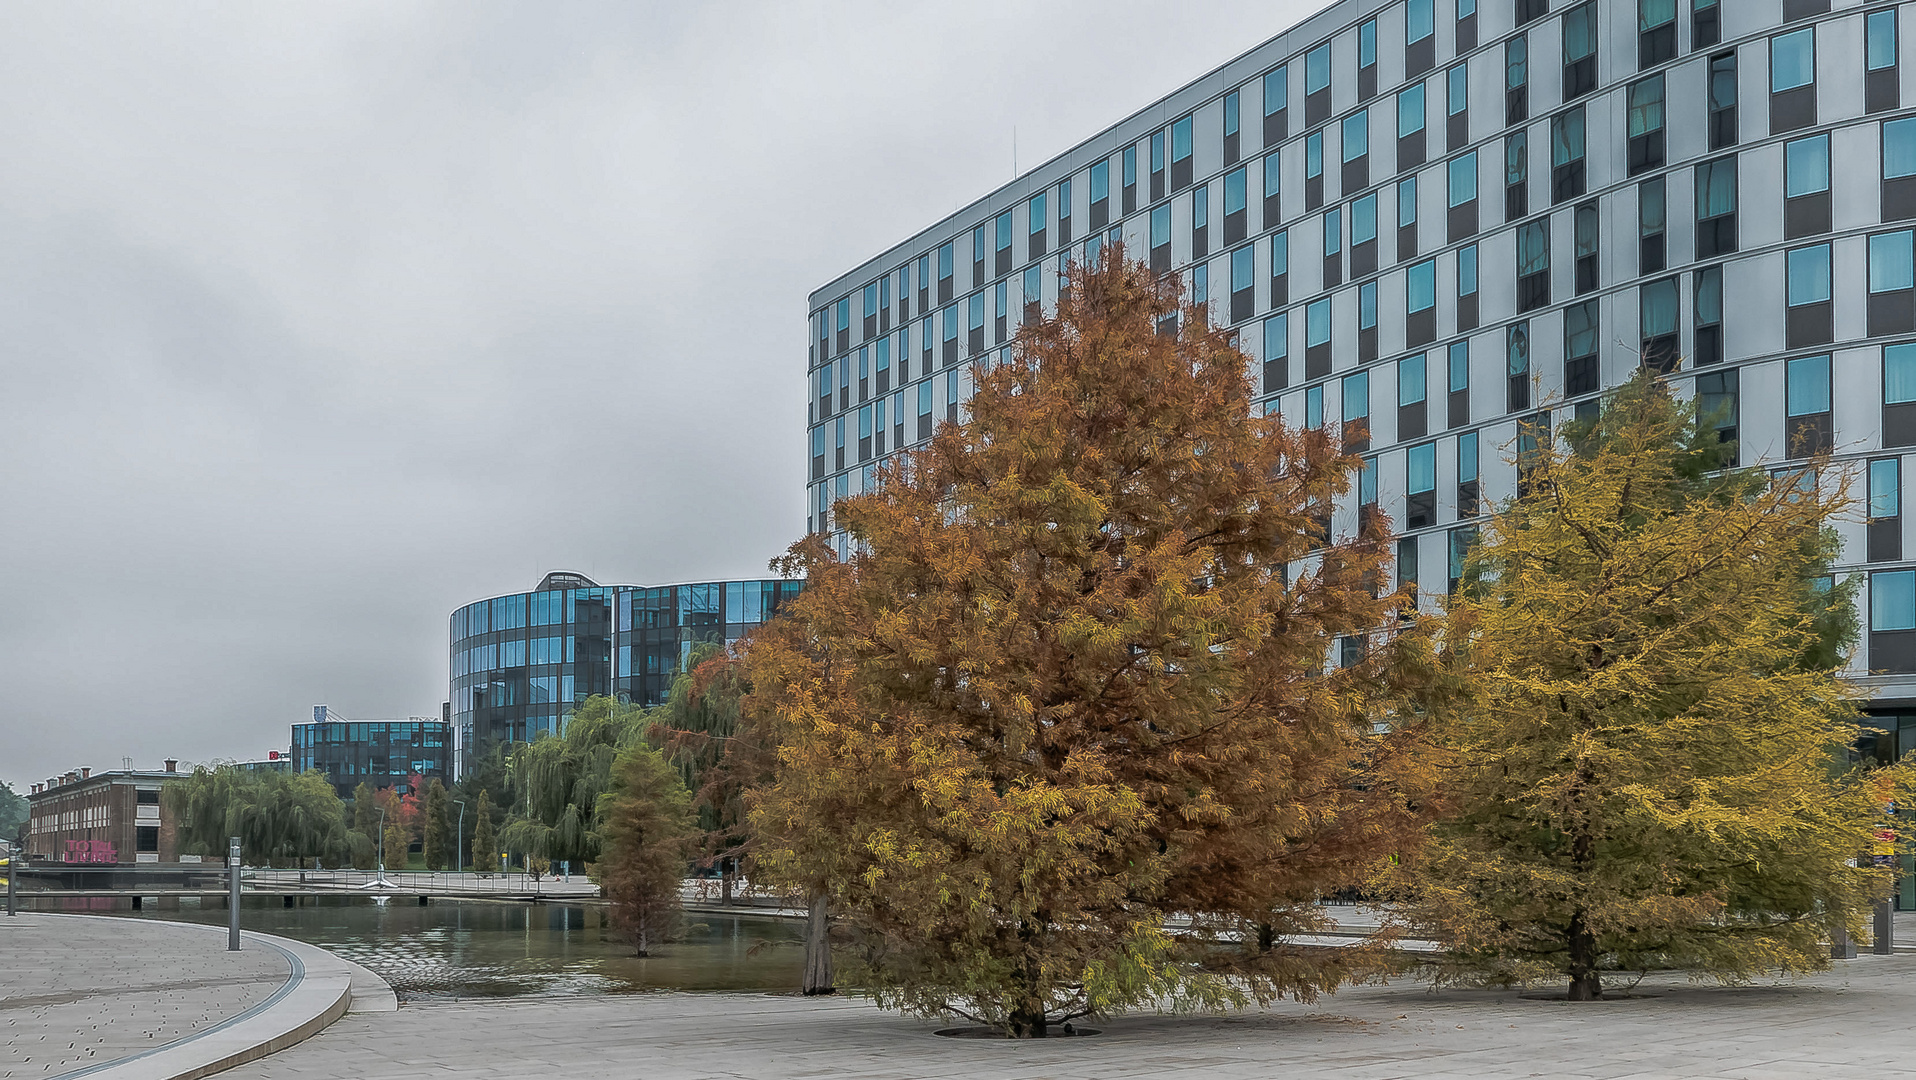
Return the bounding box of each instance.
[0,912,292,1078]
[205,954,1916,1080]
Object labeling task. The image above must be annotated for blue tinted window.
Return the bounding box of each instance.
[1888,119,1916,180]
[1123,145,1137,186]
[1151,204,1170,246]
[1888,343,1916,405]
[1225,167,1246,214]
[1875,570,1916,631]
[1409,0,1435,41]
[1271,229,1289,275]
[1151,130,1164,172]
[1870,10,1898,71]
[1029,193,1046,234]
[1448,65,1467,115]
[1306,132,1323,177]
[1459,244,1479,295]
[1264,67,1288,113]
[1351,194,1378,244]
[1399,84,1425,137]
[996,211,1013,251]
[1787,244,1832,306]
[1408,441,1436,492]
[1232,245,1254,291]
[1359,281,1378,329]
[967,293,984,330]
[1449,151,1478,206]
[1872,231,1915,294]
[1344,371,1369,418]
[1872,458,1901,519]
[1459,431,1478,482]
[1264,151,1282,198]
[1324,207,1342,255]
[1361,456,1378,505]
[1306,384,1324,427]
[1408,260,1436,313]
[1343,111,1368,161]
[1399,177,1418,227]
[1787,354,1831,416]
[1458,0,1476,14]
[1171,116,1193,163]
[1771,29,1815,93]
[918,380,932,415]
[1400,354,1428,407]
[1307,44,1331,93]
[1785,135,1830,198]
[1307,299,1332,346]
[1359,20,1377,67]
[1264,313,1288,358]
[937,243,953,280]
[1225,91,1239,136]
[1090,160,1109,203]
[1193,184,1208,229]
[1448,341,1470,392]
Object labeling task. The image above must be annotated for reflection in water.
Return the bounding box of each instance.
[84,896,805,1002]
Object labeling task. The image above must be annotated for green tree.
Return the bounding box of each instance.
[471,790,498,873]
[1391,372,1912,1000]
[166,767,348,867]
[501,696,649,867]
[597,741,697,955]
[744,250,1436,1035]
[0,781,27,840]
[654,646,763,899]
[348,782,379,870]
[421,779,452,871]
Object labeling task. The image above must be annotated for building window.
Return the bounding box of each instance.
[1770,28,1817,134]
[1565,299,1600,394]
[1398,535,1421,603]
[1517,219,1549,313]
[1639,0,1676,67]
[1408,259,1437,346]
[1262,313,1289,394]
[1505,130,1529,220]
[1886,117,1916,221]
[1399,82,1427,173]
[1694,264,1723,365]
[992,283,1007,345]
[1264,65,1290,145]
[1270,228,1290,306]
[1783,134,1831,239]
[1573,201,1599,295]
[1517,412,1549,496]
[994,210,1014,277]
[1191,183,1209,259]
[1398,177,1420,261]
[1448,150,1479,242]
[1224,166,1248,244]
[1231,244,1255,324]
[967,292,985,355]
[1359,18,1379,99]
[1633,176,1664,275]
[1627,75,1665,176]
[1873,572,1916,674]
[1306,383,1324,428]
[1449,340,1471,428]
[1351,193,1379,277]
[1693,0,1719,50]
[1868,9,1901,114]
[1871,457,1904,562]
[937,242,954,304]
[1449,525,1478,593]
[1306,130,1325,210]
[1884,343,1916,447]
[1306,42,1333,125]
[972,226,986,286]
[1457,0,1478,51]
[1343,110,1370,193]
[1406,0,1435,75]
[862,281,878,341]
[1640,277,1679,373]
[1506,35,1529,126]
[1171,114,1194,191]
[1089,159,1111,230]
[1551,107,1586,203]
[1786,352,1832,457]
[1507,322,1531,413]
[1695,156,1737,259]
[1562,3,1597,99]
[1708,52,1738,150]
[1343,370,1371,451]
[1150,204,1171,274]
[1446,63,1468,152]
[1457,430,1480,518]
[1150,130,1166,202]
[1786,243,1833,348]
[1306,298,1333,378]
[1400,353,1430,442]
[1263,150,1283,227]
[1696,367,1738,459]
[1359,280,1379,362]
[1324,205,1344,289]
[1406,439,1437,527]
[1457,242,1480,331]
[1224,90,1241,166]
[1122,145,1138,215]
[1870,230,1916,336]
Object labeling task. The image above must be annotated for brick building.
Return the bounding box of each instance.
[25,762,183,864]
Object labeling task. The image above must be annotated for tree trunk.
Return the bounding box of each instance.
[721,862,734,906]
[801,888,834,995]
[1565,908,1602,1001]
[1006,1005,1048,1039]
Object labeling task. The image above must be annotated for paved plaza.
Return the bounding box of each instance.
[223,955,1916,1080]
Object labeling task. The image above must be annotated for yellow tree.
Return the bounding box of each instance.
[744,249,1438,1036]
[1391,372,1910,1000]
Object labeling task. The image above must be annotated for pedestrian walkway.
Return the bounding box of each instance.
[219,954,1916,1080]
[0,913,390,1080]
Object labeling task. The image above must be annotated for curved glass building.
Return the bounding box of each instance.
[448,571,801,775]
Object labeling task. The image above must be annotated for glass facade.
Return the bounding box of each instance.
[293,709,450,798]
[447,571,801,776]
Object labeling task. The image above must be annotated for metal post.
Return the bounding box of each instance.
[455,800,467,876]
[1875,898,1895,955]
[6,850,16,917]
[228,837,241,951]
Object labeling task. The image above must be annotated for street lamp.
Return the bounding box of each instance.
[454,800,467,876]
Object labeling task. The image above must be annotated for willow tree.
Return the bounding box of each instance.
[1390,372,1911,1000]
[499,695,648,867]
[167,766,348,867]
[744,249,1437,1036]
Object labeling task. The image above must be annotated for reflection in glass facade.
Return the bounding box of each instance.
[293,705,451,798]
[448,571,802,777]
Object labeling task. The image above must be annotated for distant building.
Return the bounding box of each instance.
[292,706,451,799]
[233,751,294,775]
[25,762,184,864]
[448,570,802,776]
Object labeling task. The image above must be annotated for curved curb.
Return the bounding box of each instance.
[31,913,390,1080]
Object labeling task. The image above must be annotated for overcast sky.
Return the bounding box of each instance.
[0,0,1325,791]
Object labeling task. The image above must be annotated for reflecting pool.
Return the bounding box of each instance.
[64,896,806,1002]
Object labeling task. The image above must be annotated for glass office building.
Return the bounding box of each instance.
[448,571,801,776]
[292,706,451,798]
[809,0,1916,717]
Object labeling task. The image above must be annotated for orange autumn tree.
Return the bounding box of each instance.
[744,248,1440,1037]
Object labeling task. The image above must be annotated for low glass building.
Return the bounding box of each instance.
[448,571,802,776]
[292,706,452,797]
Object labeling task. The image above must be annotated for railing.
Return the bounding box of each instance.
[241,868,600,897]
[6,838,247,951]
